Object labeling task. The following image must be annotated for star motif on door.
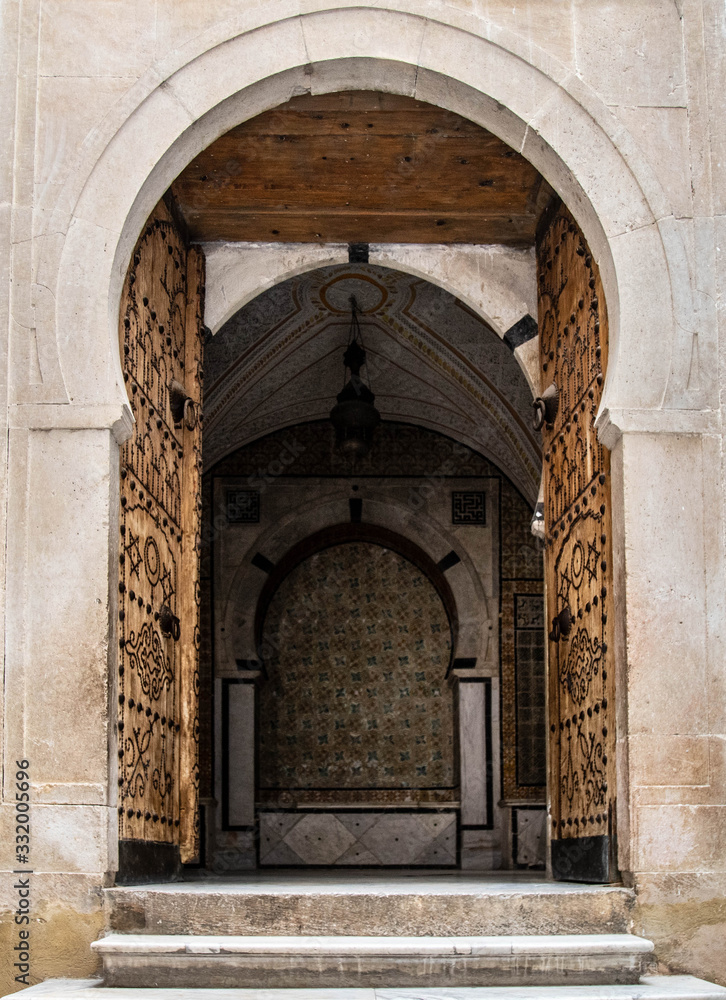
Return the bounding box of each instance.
[159,564,174,605]
[125,530,142,579]
[584,536,600,584]
[558,568,572,604]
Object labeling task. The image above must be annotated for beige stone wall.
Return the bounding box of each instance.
[1,0,725,991]
[612,431,726,984]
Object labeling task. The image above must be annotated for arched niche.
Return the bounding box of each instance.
[218,500,489,674]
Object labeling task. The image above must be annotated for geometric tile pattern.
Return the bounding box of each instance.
[500,480,544,579]
[500,476,546,802]
[259,542,455,797]
[452,491,486,524]
[259,811,457,866]
[226,488,260,523]
[514,594,545,629]
[515,626,546,787]
[212,421,501,480]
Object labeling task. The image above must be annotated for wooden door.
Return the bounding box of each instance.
[117,201,204,873]
[538,203,616,882]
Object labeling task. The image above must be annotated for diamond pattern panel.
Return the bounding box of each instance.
[259,811,457,866]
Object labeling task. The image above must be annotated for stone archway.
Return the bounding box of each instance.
[40,2,698,891]
[6,2,725,987]
[48,8,692,431]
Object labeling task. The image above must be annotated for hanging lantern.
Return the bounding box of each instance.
[330,295,380,459]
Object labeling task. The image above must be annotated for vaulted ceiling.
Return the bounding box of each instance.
[171,91,552,246]
[203,265,540,503]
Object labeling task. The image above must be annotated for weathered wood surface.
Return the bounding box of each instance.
[171,92,547,245]
[118,201,203,863]
[178,245,204,864]
[538,202,616,881]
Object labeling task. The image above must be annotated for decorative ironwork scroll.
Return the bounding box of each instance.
[538,203,616,882]
[118,200,203,865]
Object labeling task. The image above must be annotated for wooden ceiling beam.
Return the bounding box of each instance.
[170,92,548,246]
[179,212,535,246]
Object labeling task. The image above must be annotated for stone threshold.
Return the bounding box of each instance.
[92,933,653,989]
[93,932,654,957]
[8,975,726,1000]
[104,875,635,938]
[107,872,632,895]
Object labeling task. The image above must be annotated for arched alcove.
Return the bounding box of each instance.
[253,529,457,867]
[204,420,545,871]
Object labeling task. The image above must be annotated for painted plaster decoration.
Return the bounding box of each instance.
[204,266,540,503]
[452,491,486,524]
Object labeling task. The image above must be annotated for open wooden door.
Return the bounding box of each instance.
[117,201,203,878]
[537,203,616,882]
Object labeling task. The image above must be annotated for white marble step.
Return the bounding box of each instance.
[9,974,726,1000]
[91,933,654,988]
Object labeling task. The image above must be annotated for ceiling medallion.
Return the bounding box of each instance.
[329,295,381,460]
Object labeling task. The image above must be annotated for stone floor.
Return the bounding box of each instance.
[139,869,618,892]
[86,876,724,998]
[104,870,636,939]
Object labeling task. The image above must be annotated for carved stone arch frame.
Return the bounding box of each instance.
[51,8,696,431]
[216,491,490,676]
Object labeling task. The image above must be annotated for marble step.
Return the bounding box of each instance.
[91,933,654,988]
[10,976,726,1000]
[104,876,635,937]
